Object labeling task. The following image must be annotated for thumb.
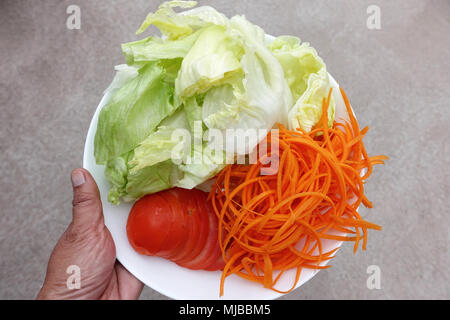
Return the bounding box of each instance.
[71,168,104,230]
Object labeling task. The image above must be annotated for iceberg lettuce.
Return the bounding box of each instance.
[94,61,178,164]
[121,32,201,66]
[175,25,244,98]
[268,35,335,132]
[128,109,191,174]
[136,1,228,39]
[201,15,293,155]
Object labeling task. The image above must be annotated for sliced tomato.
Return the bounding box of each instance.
[156,190,188,259]
[176,190,210,266]
[126,187,225,272]
[202,234,224,271]
[126,194,172,256]
[178,196,218,270]
[169,189,202,263]
[203,216,226,271]
[204,254,226,271]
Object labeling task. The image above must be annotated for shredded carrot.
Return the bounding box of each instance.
[209,88,389,296]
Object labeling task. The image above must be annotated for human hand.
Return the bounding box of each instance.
[37,169,143,300]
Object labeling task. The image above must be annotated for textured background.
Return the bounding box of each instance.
[0,0,449,300]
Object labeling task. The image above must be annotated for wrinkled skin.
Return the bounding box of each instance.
[37,169,143,300]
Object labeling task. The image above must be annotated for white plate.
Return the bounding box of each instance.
[83,35,351,300]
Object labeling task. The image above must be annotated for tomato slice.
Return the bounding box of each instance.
[175,190,210,266]
[156,190,188,259]
[204,254,226,271]
[202,234,224,271]
[169,189,201,263]
[126,194,172,256]
[178,195,218,270]
[203,214,226,271]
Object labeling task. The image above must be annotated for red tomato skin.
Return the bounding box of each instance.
[202,230,225,271]
[177,195,218,270]
[126,194,172,256]
[126,188,225,272]
[169,189,202,263]
[155,190,188,258]
[175,190,210,266]
[204,254,226,271]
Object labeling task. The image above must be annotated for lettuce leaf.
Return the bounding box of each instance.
[268,35,335,131]
[94,61,178,164]
[201,16,292,155]
[105,152,131,205]
[175,143,227,189]
[122,32,201,66]
[288,69,335,132]
[128,108,191,173]
[183,96,204,132]
[175,25,244,98]
[136,1,228,39]
[136,1,198,38]
[123,160,179,203]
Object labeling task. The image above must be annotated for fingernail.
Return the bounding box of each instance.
[71,170,85,188]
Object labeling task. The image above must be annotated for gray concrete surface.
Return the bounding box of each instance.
[0,0,449,300]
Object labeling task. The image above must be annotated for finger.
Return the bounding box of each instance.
[71,168,104,229]
[115,262,144,300]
